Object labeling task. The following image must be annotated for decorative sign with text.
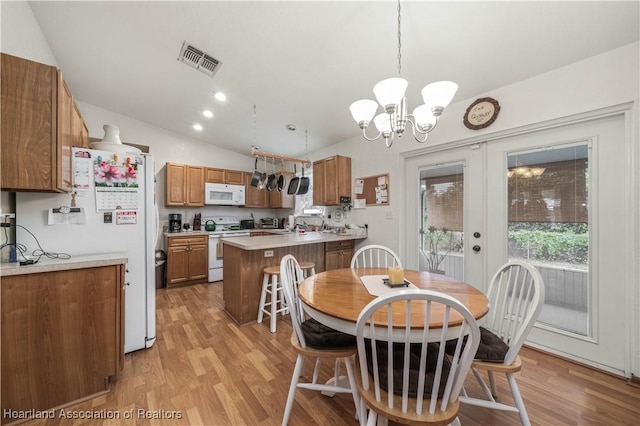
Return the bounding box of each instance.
[463,97,501,130]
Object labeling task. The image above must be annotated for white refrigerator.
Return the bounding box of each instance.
[15,147,157,353]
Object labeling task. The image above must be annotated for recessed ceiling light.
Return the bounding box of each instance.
[203,110,214,118]
[214,92,226,102]
[193,124,203,131]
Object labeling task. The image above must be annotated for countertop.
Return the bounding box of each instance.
[0,252,128,277]
[220,231,367,250]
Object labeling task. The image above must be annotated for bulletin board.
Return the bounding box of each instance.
[354,174,389,207]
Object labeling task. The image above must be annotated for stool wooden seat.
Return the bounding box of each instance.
[298,261,316,278]
[257,265,287,333]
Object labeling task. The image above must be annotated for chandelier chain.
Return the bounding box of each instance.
[397,0,402,76]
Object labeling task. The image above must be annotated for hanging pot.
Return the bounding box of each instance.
[257,157,268,190]
[287,163,300,195]
[297,164,310,195]
[266,159,277,192]
[250,157,261,187]
[276,163,285,192]
[204,220,216,232]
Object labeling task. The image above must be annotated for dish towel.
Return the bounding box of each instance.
[360,275,418,296]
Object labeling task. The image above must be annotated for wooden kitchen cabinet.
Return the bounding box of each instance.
[166,235,208,287]
[1,53,80,192]
[165,162,205,207]
[1,264,124,420]
[205,167,244,185]
[72,101,90,148]
[325,240,354,270]
[269,171,295,208]
[243,171,269,208]
[313,155,352,206]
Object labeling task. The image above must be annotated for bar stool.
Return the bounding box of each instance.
[256,262,316,333]
[257,265,286,333]
[299,261,316,278]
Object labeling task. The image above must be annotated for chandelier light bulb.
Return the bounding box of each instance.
[422,81,459,112]
[412,104,437,131]
[350,99,379,127]
[373,77,408,111]
[373,113,392,134]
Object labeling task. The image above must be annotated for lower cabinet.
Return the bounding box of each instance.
[166,235,208,287]
[1,264,124,420]
[325,240,355,270]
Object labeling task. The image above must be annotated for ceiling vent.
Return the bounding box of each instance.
[177,41,222,78]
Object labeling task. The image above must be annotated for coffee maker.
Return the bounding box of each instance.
[168,213,182,233]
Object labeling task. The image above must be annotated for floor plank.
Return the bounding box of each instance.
[20,282,640,426]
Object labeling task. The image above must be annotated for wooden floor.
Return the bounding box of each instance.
[25,282,640,426]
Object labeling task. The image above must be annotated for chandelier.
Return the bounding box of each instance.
[349,0,458,148]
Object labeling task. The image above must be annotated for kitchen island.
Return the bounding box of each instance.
[221,232,366,325]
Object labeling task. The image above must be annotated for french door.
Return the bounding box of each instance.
[404,143,486,289]
[403,113,629,375]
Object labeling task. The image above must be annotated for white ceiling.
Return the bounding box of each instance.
[29,1,639,158]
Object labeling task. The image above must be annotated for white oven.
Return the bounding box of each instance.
[204,182,245,206]
[204,216,250,282]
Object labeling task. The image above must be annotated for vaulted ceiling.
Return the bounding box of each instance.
[28,1,639,157]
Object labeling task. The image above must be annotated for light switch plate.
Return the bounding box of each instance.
[264,250,274,257]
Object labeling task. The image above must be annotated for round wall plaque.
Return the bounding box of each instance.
[463,97,500,130]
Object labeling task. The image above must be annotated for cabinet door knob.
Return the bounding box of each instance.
[472,245,481,252]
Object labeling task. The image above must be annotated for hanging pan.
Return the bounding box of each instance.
[287,163,300,195]
[257,157,267,190]
[250,157,261,187]
[266,159,277,191]
[297,163,310,195]
[276,162,285,192]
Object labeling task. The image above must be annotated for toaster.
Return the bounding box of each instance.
[260,218,278,229]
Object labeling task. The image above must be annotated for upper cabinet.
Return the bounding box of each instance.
[1,53,86,192]
[313,155,352,206]
[205,168,244,185]
[243,172,268,208]
[165,162,205,207]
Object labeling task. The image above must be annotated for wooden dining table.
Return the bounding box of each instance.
[298,267,490,336]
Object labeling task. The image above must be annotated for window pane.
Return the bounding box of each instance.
[420,163,464,280]
[507,144,589,335]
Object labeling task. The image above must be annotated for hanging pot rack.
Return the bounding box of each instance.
[251,146,310,168]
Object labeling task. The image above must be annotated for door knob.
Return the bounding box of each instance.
[473,232,481,238]
[472,245,481,252]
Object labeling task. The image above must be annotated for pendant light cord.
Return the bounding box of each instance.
[397,0,402,76]
[252,104,256,145]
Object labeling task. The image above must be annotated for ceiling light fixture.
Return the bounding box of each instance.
[349,0,458,148]
[214,92,226,102]
[193,124,203,131]
[203,110,213,118]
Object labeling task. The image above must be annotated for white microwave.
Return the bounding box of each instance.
[204,183,245,206]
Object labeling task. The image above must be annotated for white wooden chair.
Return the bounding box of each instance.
[280,254,361,425]
[351,244,402,268]
[354,289,481,426]
[459,260,545,426]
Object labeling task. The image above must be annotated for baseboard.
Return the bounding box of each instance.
[627,375,640,388]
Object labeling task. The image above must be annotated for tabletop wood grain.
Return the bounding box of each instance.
[298,268,489,330]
